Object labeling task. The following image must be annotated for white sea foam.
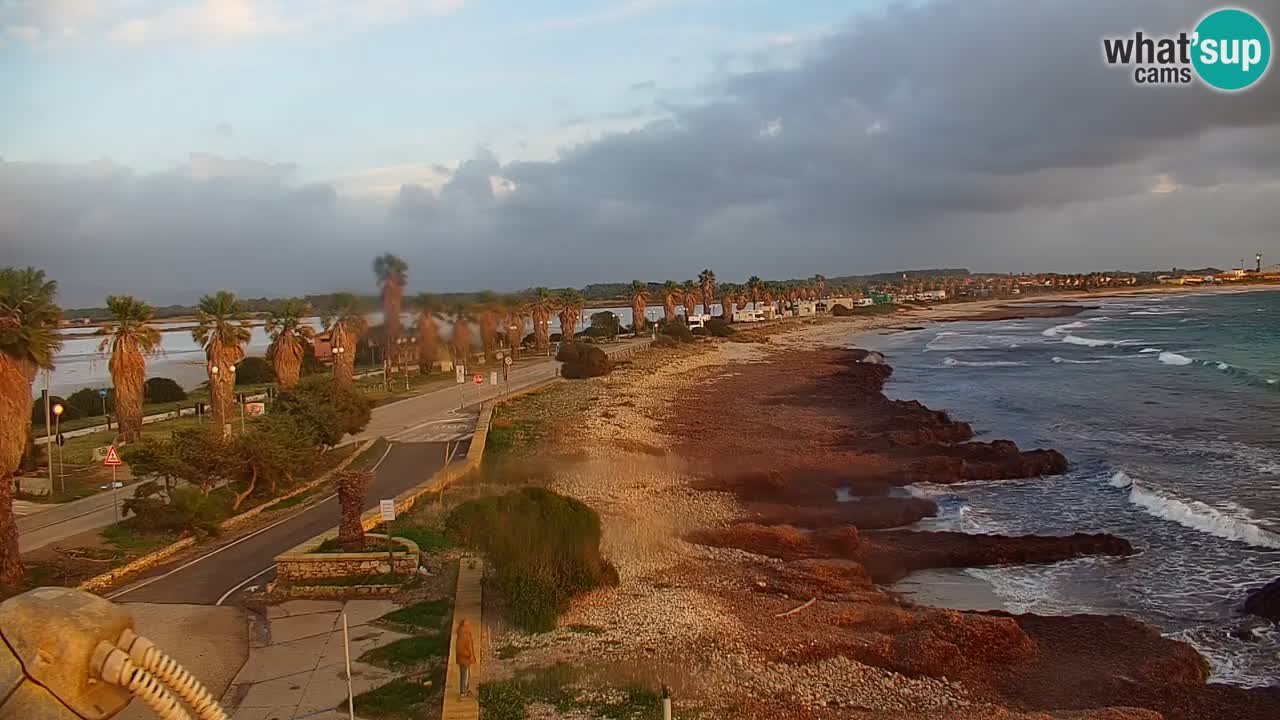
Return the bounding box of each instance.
[1216,362,1232,371]
[1139,347,1163,354]
[925,332,1028,352]
[1108,471,1134,488]
[1158,351,1194,366]
[1124,481,1280,549]
[1042,320,1087,337]
[1129,309,1186,316]
[1061,334,1111,347]
[1052,356,1105,364]
[942,357,1027,368]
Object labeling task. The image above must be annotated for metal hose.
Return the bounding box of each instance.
[117,629,230,720]
[93,642,193,720]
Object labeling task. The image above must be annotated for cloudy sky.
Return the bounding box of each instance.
[2,0,1278,307]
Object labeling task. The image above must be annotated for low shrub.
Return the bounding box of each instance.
[556,342,611,379]
[66,387,108,417]
[119,482,231,537]
[705,318,736,337]
[830,304,853,316]
[691,327,707,336]
[651,335,678,348]
[446,488,618,632]
[144,377,187,402]
[235,356,276,385]
[31,395,80,426]
[659,321,694,343]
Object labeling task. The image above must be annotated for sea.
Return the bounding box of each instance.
[858,288,1280,688]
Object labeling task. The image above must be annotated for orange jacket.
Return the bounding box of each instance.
[455,619,476,666]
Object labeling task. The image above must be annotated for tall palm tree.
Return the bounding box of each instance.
[322,292,366,388]
[718,283,737,320]
[681,280,698,317]
[475,290,501,363]
[502,294,525,357]
[96,295,161,442]
[529,287,555,354]
[192,291,251,431]
[413,293,442,374]
[627,281,649,333]
[698,269,716,317]
[813,274,827,299]
[661,281,680,323]
[373,253,408,366]
[557,288,584,340]
[747,276,764,308]
[265,298,315,390]
[448,300,474,366]
[0,267,62,590]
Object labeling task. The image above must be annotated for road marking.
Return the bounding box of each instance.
[110,445,395,601]
[215,564,275,606]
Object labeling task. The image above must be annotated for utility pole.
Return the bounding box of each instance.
[43,371,52,492]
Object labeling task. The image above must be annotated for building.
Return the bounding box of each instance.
[918,289,947,302]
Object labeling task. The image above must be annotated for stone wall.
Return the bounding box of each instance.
[275,534,420,582]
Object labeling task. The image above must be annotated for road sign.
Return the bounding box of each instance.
[473,373,483,385]
[245,402,266,417]
[103,445,122,466]
[55,434,65,447]
[379,499,396,522]
[504,356,513,366]
[490,371,498,385]
[455,366,465,384]
[98,388,108,398]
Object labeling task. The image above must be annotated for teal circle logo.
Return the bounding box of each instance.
[1192,8,1271,91]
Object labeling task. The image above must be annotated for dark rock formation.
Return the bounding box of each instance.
[1243,577,1280,621]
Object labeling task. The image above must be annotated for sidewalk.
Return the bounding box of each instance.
[442,558,483,720]
[222,599,409,720]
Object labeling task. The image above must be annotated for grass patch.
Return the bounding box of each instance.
[99,523,180,554]
[348,437,390,472]
[447,488,618,633]
[300,573,411,587]
[358,632,450,669]
[496,645,524,660]
[312,537,400,553]
[479,665,660,720]
[377,599,451,631]
[347,675,442,719]
[566,624,605,636]
[391,526,450,553]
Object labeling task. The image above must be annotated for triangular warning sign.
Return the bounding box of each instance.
[103,446,122,466]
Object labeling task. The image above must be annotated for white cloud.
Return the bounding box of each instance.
[332,162,453,198]
[759,118,782,138]
[1149,174,1181,194]
[518,0,689,34]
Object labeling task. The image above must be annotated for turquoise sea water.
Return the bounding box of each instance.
[859,288,1280,688]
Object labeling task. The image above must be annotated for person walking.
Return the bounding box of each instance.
[455,618,476,697]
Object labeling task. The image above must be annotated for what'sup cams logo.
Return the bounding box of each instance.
[1103,7,1271,91]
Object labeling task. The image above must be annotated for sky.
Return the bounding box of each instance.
[2,0,1279,307]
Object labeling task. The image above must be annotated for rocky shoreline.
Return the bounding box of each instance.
[487,324,1280,719]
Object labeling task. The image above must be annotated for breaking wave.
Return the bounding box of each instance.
[1052,356,1106,364]
[1158,351,1194,366]
[1042,321,1088,337]
[1139,347,1163,354]
[1122,479,1280,549]
[1061,334,1111,347]
[942,357,1028,368]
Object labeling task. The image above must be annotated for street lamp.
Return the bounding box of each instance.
[52,403,65,493]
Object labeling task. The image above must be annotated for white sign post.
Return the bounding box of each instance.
[379,499,395,522]
[379,499,396,572]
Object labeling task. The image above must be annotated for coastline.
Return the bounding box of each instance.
[482,307,1280,719]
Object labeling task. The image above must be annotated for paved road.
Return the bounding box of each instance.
[107,440,464,605]
[19,339,645,553]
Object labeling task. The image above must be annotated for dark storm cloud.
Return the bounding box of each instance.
[4,0,1280,307]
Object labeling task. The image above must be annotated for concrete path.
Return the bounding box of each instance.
[220,599,407,720]
[442,558,483,720]
[17,478,141,553]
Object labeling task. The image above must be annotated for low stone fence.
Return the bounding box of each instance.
[274,533,420,582]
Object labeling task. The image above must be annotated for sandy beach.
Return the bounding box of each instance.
[482,305,1280,720]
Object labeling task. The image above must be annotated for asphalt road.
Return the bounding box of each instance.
[107,440,464,605]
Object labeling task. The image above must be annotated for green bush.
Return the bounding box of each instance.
[272,376,372,446]
[589,311,621,339]
[446,488,618,632]
[556,343,612,379]
[235,356,276,385]
[120,482,230,537]
[31,395,81,427]
[830,304,853,316]
[691,327,707,336]
[659,321,694,343]
[66,387,108,417]
[705,318,736,337]
[651,335,678,349]
[144,377,187,402]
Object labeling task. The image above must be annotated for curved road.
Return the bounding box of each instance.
[107,440,463,605]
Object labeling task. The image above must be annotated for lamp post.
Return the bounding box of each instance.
[52,402,65,494]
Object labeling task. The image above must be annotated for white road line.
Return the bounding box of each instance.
[215,564,276,606]
[110,445,395,601]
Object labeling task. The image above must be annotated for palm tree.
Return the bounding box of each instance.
[322,292,366,388]
[680,280,699,317]
[0,267,62,590]
[529,287,555,354]
[373,253,408,368]
[627,281,649,333]
[698,269,716,317]
[448,300,474,366]
[475,290,501,363]
[192,291,251,431]
[747,276,764,308]
[661,281,680,323]
[557,288,585,340]
[502,294,525,357]
[718,283,737,320]
[96,295,161,442]
[813,274,827,299]
[265,299,314,390]
[413,292,442,374]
